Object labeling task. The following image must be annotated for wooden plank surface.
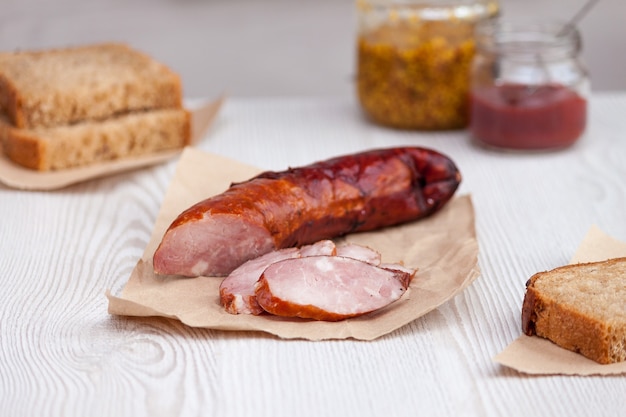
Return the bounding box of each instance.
[1,94,625,417]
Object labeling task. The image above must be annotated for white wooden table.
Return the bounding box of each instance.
[1,94,625,417]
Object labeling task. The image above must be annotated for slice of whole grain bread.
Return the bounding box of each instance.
[522,257,626,364]
[0,43,182,129]
[0,108,190,171]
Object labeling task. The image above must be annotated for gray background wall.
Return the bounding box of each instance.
[2,0,624,98]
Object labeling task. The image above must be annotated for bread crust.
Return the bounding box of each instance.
[0,43,183,129]
[521,257,626,364]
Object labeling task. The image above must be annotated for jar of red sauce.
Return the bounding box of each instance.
[469,19,589,150]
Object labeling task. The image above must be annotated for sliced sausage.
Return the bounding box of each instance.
[336,243,381,265]
[219,240,336,315]
[255,256,412,321]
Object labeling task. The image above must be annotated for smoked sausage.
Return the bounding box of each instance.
[153,147,461,277]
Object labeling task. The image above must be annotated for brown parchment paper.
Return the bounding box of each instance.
[494,225,626,375]
[0,97,223,190]
[107,147,479,341]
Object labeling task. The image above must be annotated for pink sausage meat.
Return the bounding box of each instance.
[219,240,336,315]
[255,256,413,321]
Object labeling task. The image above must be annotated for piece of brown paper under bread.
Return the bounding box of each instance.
[0,98,223,190]
[107,147,480,340]
[494,225,626,375]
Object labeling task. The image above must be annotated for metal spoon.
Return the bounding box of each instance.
[557,0,600,37]
[501,0,600,105]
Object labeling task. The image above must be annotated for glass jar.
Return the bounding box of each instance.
[356,0,499,130]
[469,19,589,150]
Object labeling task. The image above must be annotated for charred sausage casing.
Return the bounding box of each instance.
[153,147,462,277]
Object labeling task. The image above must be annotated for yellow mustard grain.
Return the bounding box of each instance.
[357,20,477,130]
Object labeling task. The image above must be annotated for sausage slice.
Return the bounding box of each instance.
[219,240,337,315]
[255,256,413,321]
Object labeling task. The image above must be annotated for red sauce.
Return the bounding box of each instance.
[469,83,587,150]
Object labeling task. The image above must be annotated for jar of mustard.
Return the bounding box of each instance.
[356,0,499,130]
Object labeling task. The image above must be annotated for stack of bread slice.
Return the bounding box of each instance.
[0,43,190,171]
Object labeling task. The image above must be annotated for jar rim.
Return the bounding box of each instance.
[358,0,499,21]
[363,0,494,4]
[475,18,581,59]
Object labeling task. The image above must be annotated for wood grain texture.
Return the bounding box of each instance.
[2,94,626,417]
